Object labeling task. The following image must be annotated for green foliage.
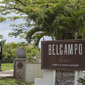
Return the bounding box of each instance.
[26,2,81,46]
[2,42,40,63]
[78,76,85,85]
[60,5,85,39]
[0,17,6,22]
[26,46,41,62]
[0,35,4,39]
[0,78,34,85]
[1,0,85,47]
[0,0,69,14]
[2,42,18,63]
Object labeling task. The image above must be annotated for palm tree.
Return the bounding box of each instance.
[26,2,85,46]
[60,6,85,39]
[26,3,68,46]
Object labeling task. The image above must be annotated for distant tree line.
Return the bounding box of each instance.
[2,42,40,63]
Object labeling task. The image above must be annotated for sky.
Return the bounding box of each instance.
[0,16,26,43]
[0,3,27,43]
[0,13,51,47]
[0,2,52,47]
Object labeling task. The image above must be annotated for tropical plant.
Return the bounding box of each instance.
[0,0,80,43]
[26,2,73,46]
[60,5,85,39]
[78,76,85,85]
[8,2,85,46]
[1,0,85,46]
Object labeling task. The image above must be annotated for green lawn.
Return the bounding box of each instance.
[1,63,13,71]
[0,78,34,85]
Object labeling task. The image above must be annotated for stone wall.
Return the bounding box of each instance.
[14,58,26,80]
[55,71,75,85]
[14,58,43,81]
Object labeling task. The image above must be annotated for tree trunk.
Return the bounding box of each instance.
[52,36,55,41]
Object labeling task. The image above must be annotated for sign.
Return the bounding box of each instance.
[41,40,85,70]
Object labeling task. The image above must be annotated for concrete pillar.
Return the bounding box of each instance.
[35,70,56,85]
[43,70,56,85]
[74,71,79,85]
[35,78,43,85]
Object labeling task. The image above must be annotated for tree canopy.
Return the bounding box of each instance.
[1,0,85,46]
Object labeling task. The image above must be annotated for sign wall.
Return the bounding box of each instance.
[41,40,85,70]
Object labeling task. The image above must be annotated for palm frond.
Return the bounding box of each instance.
[78,77,85,85]
[26,27,43,43]
[32,32,49,46]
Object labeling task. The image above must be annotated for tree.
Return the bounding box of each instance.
[0,35,4,39]
[0,0,85,46]
[2,42,40,63]
[0,0,62,19]
[0,0,83,18]
[26,2,85,45]
[60,5,85,39]
[2,42,18,63]
[26,3,70,46]
[0,17,6,22]
[0,0,65,42]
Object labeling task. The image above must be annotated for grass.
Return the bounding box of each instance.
[0,78,34,85]
[1,63,13,71]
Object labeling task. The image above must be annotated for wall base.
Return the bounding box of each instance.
[35,70,56,85]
